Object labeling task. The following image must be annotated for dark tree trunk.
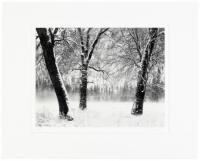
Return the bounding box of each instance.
[131,28,158,115]
[36,28,73,120]
[43,48,71,118]
[131,54,148,115]
[79,64,88,110]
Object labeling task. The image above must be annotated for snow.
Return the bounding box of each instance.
[35,99,165,127]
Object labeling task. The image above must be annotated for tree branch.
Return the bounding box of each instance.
[128,29,142,61]
[87,28,109,63]
[48,28,55,46]
[148,30,164,43]
[118,55,141,69]
[87,81,94,84]
[88,66,105,73]
[71,68,82,71]
[77,28,86,54]
[53,28,59,35]
[36,54,44,66]
[36,42,41,50]
[86,28,92,54]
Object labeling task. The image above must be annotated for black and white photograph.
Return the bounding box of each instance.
[2,1,199,159]
[35,28,165,127]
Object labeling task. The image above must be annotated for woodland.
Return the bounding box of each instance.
[36,28,165,126]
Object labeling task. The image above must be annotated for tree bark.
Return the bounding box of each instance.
[79,64,88,110]
[131,28,158,115]
[36,28,73,120]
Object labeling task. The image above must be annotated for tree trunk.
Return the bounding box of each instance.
[131,54,149,115]
[43,48,71,118]
[131,28,158,115]
[79,64,88,110]
[36,28,73,120]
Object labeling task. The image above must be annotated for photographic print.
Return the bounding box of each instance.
[35,28,165,127]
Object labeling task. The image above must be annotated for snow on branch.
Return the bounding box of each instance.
[88,66,105,73]
[87,28,109,63]
[127,29,142,61]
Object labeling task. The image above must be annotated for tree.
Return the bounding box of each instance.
[105,28,164,115]
[36,28,73,120]
[77,28,109,110]
[131,28,159,115]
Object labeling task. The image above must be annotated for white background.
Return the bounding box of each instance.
[1,0,199,159]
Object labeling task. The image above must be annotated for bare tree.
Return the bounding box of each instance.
[36,28,73,120]
[106,28,163,115]
[77,28,109,110]
[131,28,159,115]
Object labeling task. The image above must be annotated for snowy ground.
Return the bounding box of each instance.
[35,99,165,127]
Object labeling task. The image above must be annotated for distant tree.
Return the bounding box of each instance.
[36,28,73,120]
[147,67,165,101]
